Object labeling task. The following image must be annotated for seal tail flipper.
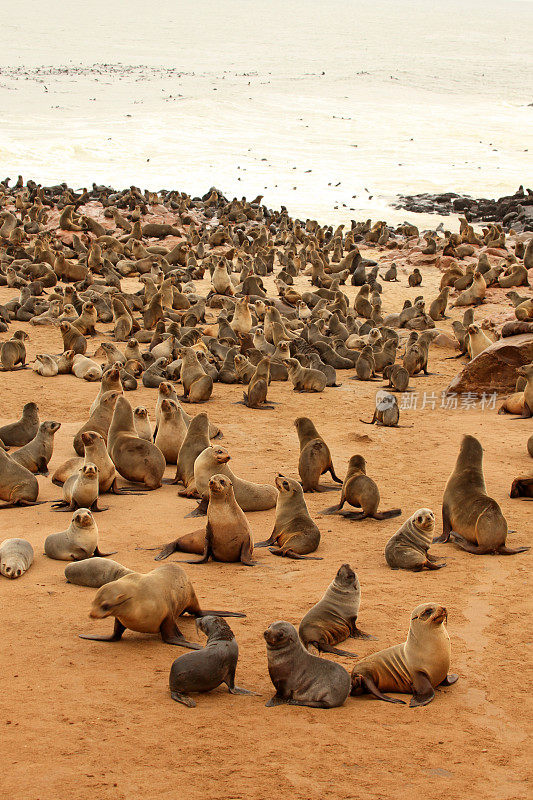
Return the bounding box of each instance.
[227,686,261,696]
[0,500,46,509]
[197,609,246,618]
[184,496,208,518]
[352,674,405,704]
[373,508,402,520]
[319,504,342,515]
[328,465,343,484]
[170,691,197,707]
[439,673,459,686]
[93,547,117,557]
[268,547,322,560]
[498,544,530,555]
[318,643,359,657]
[79,619,125,642]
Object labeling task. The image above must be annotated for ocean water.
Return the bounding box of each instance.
[0,0,531,227]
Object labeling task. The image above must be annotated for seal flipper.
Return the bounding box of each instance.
[439,673,459,686]
[352,674,406,704]
[320,502,343,515]
[79,619,126,642]
[160,617,202,649]
[268,547,322,560]
[433,505,452,543]
[185,496,208,518]
[409,671,435,707]
[170,691,196,707]
[328,465,343,484]
[317,643,359,657]
[93,546,118,557]
[254,530,278,548]
[373,508,402,520]
[351,622,376,640]
[196,609,246,618]
[265,694,287,707]
[498,544,530,555]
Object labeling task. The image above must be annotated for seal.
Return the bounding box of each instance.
[243,357,272,408]
[255,474,322,559]
[79,563,245,645]
[169,616,257,707]
[285,358,326,392]
[361,391,403,427]
[72,354,102,382]
[107,395,166,489]
[155,398,188,464]
[498,363,533,418]
[52,463,107,512]
[0,402,39,447]
[294,416,342,492]
[90,365,123,415]
[264,621,351,708]
[299,564,372,657]
[384,508,445,570]
[528,432,533,458]
[45,508,116,560]
[351,603,458,706]
[172,411,211,496]
[73,390,121,456]
[321,455,401,521]
[33,354,59,377]
[435,434,529,554]
[53,430,139,496]
[151,474,256,565]
[0,330,29,371]
[11,420,61,475]
[133,406,152,441]
[509,476,533,500]
[0,448,41,508]
[191,445,277,515]
[65,557,133,588]
[452,271,486,307]
[0,538,34,579]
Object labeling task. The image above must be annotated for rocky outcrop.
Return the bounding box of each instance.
[446,334,533,395]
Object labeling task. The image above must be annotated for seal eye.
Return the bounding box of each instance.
[420,608,433,619]
[283,481,289,490]
[101,603,110,611]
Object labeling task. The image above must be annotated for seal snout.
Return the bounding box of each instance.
[431,606,447,624]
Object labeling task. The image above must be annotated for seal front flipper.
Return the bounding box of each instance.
[319,503,343,515]
[352,674,405,704]
[185,496,208,518]
[254,531,278,548]
[440,673,459,686]
[433,506,452,543]
[79,619,126,642]
[93,546,118,557]
[170,691,196,707]
[269,547,323,560]
[409,671,435,707]
[265,694,287,707]
[498,544,530,555]
[196,609,246,618]
[160,617,202,649]
[351,622,376,640]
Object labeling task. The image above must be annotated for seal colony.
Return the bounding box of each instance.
[0,175,531,748]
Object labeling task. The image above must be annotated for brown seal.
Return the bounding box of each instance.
[52,463,106,512]
[351,603,458,706]
[360,391,404,427]
[498,363,533,418]
[264,621,351,708]
[191,445,277,515]
[73,390,121,456]
[528,432,533,458]
[298,564,372,657]
[294,416,342,492]
[90,365,123,415]
[155,398,188,464]
[65,557,132,588]
[151,474,256,565]
[181,348,214,402]
[0,402,39,447]
[0,538,34,578]
[452,271,486,306]
[255,474,321,559]
[59,321,87,355]
[285,358,326,392]
[45,508,115,560]
[107,396,166,489]
[384,508,445,570]
[509,477,533,500]
[321,455,401,521]
[11,420,61,475]
[53,430,139,496]
[172,411,211,496]
[78,563,245,645]
[0,448,41,508]
[243,357,272,408]
[435,434,529,554]
[169,616,257,707]
[0,330,29,370]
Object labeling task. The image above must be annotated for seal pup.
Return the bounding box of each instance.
[385,509,445,570]
[190,445,277,515]
[0,449,41,508]
[169,616,258,707]
[52,463,106,512]
[435,434,529,555]
[0,538,34,579]
[255,474,321,559]
[11,420,61,475]
[45,508,116,560]
[79,563,245,646]
[299,564,372,657]
[351,603,458,706]
[107,396,166,489]
[360,391,408,427]
[133,406,152,441]
[321,455,401,520]
[294,416,342,492]
[33,354,59,377]
[0,402,39,447]
[65,557,132,588]
[264,621,351,708]
[151,474,256,565]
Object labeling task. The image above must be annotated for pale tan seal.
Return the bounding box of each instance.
[255,474,321,559]
[285,358,326,392]
[264,621,351,708]
[0,449,41,508]
[150,474,256,565]
[384,508,445,570]
[79,563,245,645]
[107,396,166,489]
[133,407,152,441]
[351,603,458,706]
[52,463,106,512]
[155,398,188,464]
[299,564,372,657]
[435,434,529,554]
[0,538,34,578]
[45,508,115,560]
[294,416,342,492]
[11,420,61,475]
[73,390,121,456]
[321,455,401,521]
